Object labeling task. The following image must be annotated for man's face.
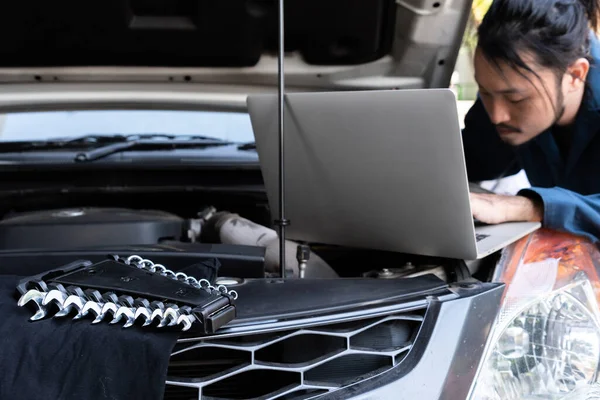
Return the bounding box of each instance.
[473,48,565,146]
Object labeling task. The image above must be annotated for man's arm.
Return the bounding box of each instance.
[521,187,600,242]
[471,187,600,243]
[469,192,543,224]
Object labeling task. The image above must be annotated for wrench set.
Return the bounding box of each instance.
[15,255,238,334]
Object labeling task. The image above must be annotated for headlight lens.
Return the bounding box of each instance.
[474,278,600,399]
[469,232,600,400]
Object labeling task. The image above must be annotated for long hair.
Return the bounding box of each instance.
[478,0,599,72]
[477,0,600,116]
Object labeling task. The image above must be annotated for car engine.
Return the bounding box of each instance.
[0,205,474,283]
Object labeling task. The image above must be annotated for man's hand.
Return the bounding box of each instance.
[469,192,543,224]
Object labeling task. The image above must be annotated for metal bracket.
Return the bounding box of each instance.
[274,0,289,279]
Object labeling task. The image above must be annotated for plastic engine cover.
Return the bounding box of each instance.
[0,207,184,250]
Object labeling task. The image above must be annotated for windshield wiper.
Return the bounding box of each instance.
[0,133,231,152]
[237,142,256,150]
[72,134,233,162]
[66,133,221,144]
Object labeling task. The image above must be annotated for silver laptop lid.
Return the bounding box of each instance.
[247,89,479,260]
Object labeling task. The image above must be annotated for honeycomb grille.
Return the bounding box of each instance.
[164,311,424,400]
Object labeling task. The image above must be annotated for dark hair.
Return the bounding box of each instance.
[477,0,600,76]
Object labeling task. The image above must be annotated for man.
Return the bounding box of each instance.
[465,0,600,243]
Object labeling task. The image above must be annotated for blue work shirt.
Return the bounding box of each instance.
[462,35,600,243]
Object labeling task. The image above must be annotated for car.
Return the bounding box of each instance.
[1,1,600,400]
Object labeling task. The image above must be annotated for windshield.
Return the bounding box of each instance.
[0,110,255,143]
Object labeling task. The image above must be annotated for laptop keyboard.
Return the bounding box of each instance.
[476,233,490,242]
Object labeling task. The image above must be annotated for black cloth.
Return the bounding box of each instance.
[0,275,180,400]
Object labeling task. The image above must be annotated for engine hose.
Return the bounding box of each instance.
[203,212,338,278]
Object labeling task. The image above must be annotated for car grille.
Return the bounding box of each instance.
[164,308,426,400]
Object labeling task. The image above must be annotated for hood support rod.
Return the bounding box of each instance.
[274,0,289,279]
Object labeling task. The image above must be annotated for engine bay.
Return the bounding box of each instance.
[0,202,494,284]
[4,181,505,400]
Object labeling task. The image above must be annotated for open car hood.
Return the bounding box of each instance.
[0,1,473,92]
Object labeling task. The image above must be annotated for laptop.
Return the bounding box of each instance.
[246,89,540,260]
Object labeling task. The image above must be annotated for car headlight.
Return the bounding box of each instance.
[469,232,600,399]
